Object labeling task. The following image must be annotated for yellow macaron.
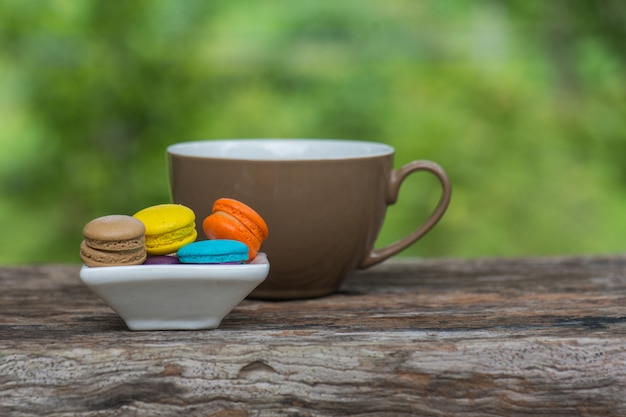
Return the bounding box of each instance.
[133,204,198,255]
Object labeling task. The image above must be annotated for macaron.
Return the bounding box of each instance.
[80,215,147,267]
[177,239,250,264]
[202,198,268,259]
[143,255,180,265]
[133,204,198,255]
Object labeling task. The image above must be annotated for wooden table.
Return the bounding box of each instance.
[2,256,626,416]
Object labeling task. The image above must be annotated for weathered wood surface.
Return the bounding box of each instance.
[1,256,626,416]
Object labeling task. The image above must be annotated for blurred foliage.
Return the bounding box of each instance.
[1,0,625,264]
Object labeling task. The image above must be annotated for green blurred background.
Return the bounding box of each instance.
[1,0,625,264]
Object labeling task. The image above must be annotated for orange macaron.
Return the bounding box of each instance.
[202,198,268,260]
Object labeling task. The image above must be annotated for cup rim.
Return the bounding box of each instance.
[167,139,394,161]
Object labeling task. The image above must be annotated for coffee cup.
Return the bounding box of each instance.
[167,139,451,299]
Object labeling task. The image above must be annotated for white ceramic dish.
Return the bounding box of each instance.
[79,253,269,331]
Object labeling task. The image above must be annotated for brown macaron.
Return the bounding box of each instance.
[80,215,147,267]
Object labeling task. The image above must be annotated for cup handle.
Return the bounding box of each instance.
[359,160,452,269]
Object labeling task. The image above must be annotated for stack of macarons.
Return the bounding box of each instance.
[202,198,269,260]
[80,199,268,267]
[80,215,147,267]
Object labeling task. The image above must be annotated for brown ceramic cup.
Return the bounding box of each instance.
[167,139,451,299]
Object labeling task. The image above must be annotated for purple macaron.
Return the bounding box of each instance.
[143,255,180,265]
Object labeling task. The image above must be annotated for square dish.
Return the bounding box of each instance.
[79,253,269,330]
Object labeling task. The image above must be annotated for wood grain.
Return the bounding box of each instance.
[1,256,626,416]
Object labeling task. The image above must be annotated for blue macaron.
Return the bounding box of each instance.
[177,239,249,264]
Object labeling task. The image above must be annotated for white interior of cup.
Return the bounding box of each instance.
[167,139,394,160]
